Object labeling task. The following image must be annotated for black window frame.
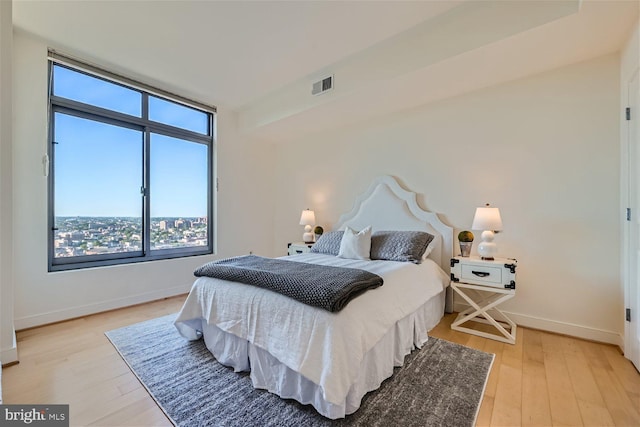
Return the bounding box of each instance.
[47,55,216,272]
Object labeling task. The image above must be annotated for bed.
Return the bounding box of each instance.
[175,175,453,419]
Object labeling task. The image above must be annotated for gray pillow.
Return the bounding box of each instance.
[310,231,344,256]
[370,231,435,264]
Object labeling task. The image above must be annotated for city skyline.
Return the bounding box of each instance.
[54,216,208,258]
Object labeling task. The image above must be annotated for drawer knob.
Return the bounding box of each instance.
[472,271,490,277]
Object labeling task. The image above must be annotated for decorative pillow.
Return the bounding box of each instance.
[310,231,344,256]
[370,230,435,264]
[338,226,372,260]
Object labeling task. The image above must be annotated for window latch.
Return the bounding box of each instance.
[140,186,148,196]
[43,154,50,177]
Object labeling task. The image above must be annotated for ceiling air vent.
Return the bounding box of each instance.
[312,75,333,96]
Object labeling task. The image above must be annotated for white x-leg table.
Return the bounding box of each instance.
[451,282,517,344]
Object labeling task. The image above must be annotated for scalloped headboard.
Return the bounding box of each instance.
[334,176,453,272]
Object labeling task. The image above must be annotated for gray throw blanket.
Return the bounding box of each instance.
[194,255,383,312]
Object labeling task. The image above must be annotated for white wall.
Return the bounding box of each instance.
[0,0,17,366]
[273,53,622,344]
[12,31,276,330]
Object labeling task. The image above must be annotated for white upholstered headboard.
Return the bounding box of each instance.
[334,176,453,273]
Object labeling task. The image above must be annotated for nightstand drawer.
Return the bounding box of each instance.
[451,256,517,289]
[287,242,314,256]
[460,264,503,286]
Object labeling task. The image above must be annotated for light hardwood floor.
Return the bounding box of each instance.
[3,295,639,426]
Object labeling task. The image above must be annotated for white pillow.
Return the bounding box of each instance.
[422,233,441,260]
[338,226,372,260]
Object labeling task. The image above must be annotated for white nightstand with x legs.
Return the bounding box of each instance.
[450,256,517,344]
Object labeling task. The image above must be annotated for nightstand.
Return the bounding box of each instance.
[450,256,518,344]
[287,242,314,256]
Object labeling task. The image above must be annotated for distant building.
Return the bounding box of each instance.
[175,219,189,230]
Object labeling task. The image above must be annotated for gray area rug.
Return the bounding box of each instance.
[106,314,494,427]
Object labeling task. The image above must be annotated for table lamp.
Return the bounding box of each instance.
[299,209,316,243]
[471,204,503,260]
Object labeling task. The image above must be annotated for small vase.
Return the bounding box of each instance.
[459,242,472,257]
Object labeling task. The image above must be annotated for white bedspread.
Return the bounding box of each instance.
[175,253,448,406]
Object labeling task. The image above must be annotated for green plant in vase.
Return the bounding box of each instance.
[313,226,324,242]
[458,230,474,257]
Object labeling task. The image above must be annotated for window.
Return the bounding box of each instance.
[48,54,215,271]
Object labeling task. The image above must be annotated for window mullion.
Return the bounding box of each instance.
[142,95,151,257]
[145,121,213,145]
[143,130,151,257]
[51,103,144,134]
[47,74,56,269]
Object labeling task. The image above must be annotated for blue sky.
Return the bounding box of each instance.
[53,66,209,217]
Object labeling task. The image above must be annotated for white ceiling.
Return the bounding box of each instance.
[13,0,461,108]
[12,0,639,142]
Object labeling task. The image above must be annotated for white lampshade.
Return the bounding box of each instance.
[472,206,503,232]
[299,209,316,226]
[471,204,503,260]
[299,209,315,243]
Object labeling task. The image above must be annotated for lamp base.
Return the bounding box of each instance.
[303,227,314,243]
[477,230,498,260]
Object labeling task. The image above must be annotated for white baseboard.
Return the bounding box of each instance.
[14,284,191,331]
[453,302,624,348]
